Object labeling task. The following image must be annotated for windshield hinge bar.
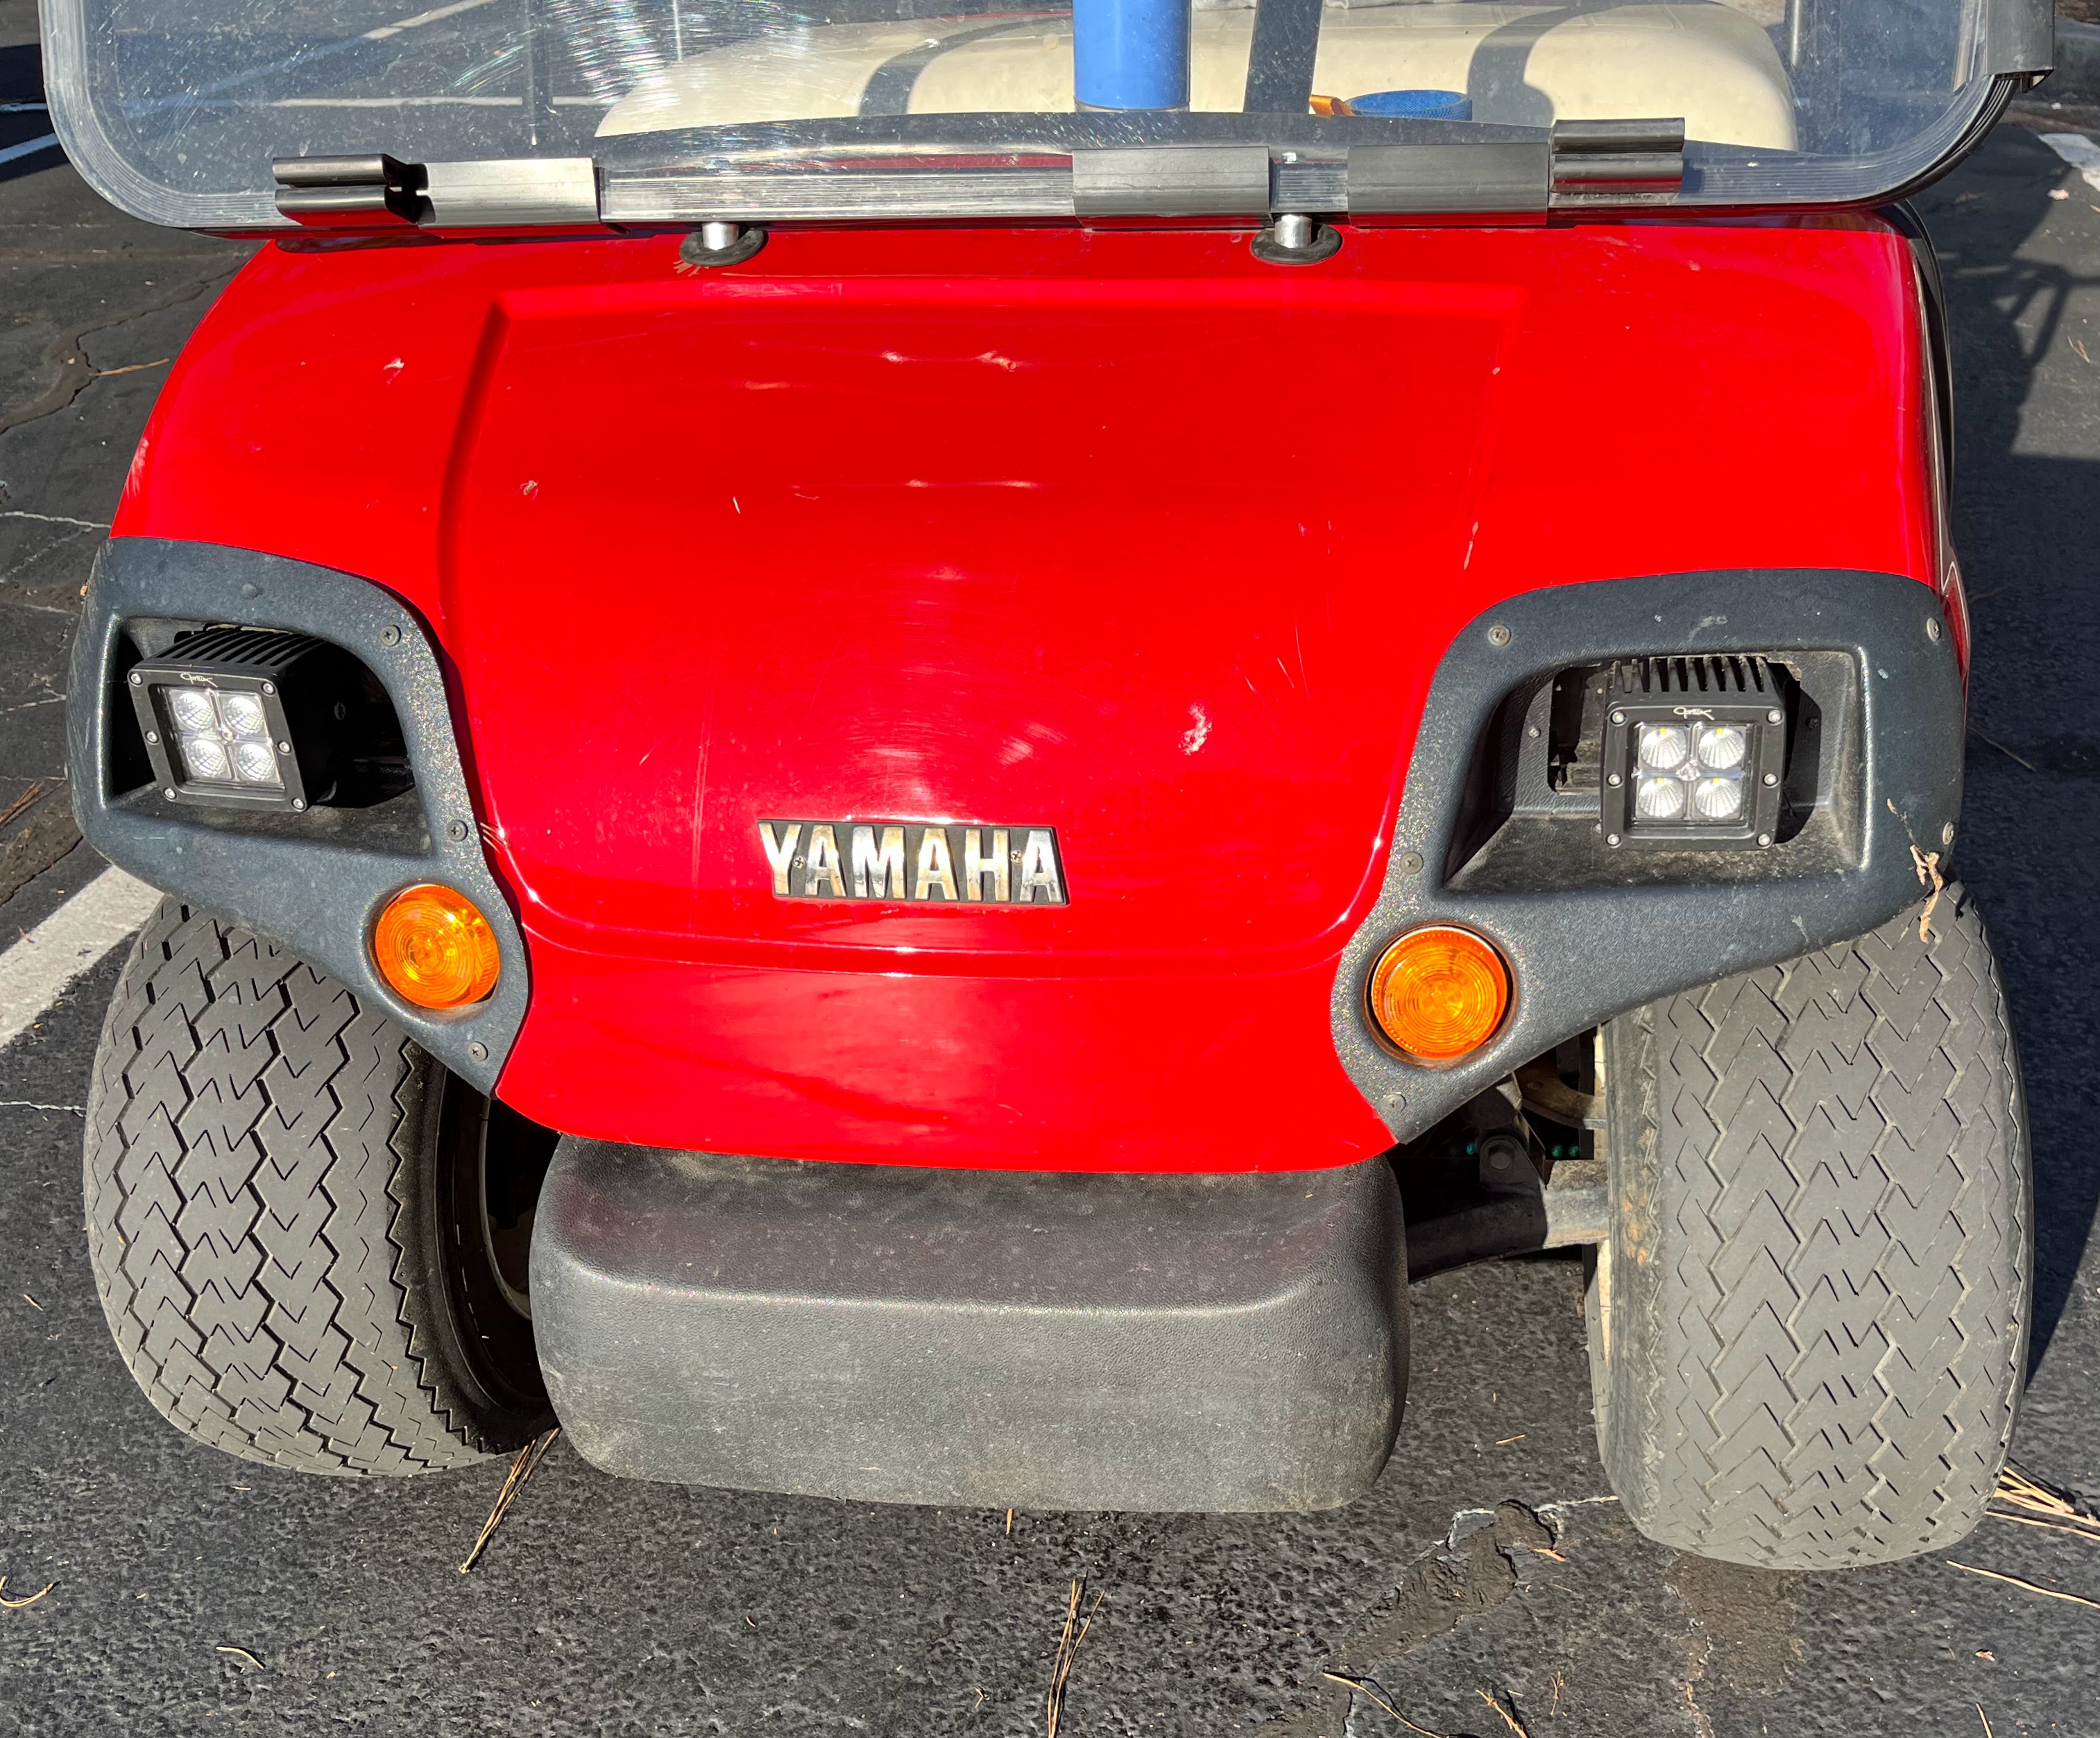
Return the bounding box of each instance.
[1549,119,1684,206]
[273,156,600,229]
[1348,143,1550,216]
[1070,146,1273,218]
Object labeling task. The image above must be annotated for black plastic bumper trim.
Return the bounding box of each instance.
[68,538,529,1093]
[1333,568,1963,1142]
[531,1141,1407,1512]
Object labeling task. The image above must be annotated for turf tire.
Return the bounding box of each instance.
[1586,882,2031,1569]
[84,898,551,1474]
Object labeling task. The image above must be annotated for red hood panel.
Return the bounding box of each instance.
[442,277,1515,966]
[113,223,1935,1168]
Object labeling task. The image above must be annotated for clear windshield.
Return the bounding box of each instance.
[39,0,2045,228]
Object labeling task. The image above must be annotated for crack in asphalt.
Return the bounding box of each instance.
[0,510,107,529]
[0,267,241,441]
[0,508,106,602]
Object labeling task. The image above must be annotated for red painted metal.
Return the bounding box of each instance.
[117,219,1938,1170]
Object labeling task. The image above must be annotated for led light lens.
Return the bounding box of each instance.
[160,685,285,787]
[1694,723,1748,770]
[167,686,216,733]
[1367,926,1510,1062]
[178,734,232,781]
[231,739,282,786]
[373,884,501,1010]
[1637,723,1691,772]
[1635,774,1687,820]
[1692,775,1745,820]
[219,692,268,737]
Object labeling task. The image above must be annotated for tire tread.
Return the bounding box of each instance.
[1597,883,2031,1569]
[84,900,498,1474]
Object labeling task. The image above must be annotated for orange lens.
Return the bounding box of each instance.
[373,884,501,1010]
[1367,926,1510,1062]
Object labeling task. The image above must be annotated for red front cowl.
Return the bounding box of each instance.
[118,220,1934,1170]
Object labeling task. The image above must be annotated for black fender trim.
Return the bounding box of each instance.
[68,537,528,1093]
[1332,568,1964,1142]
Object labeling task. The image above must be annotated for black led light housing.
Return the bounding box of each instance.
[1599,655,1786,849]
[127,627,355,811]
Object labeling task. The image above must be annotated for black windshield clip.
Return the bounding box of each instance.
[272,155,429,227]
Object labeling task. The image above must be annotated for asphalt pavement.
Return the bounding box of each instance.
[3,13,2100,1730]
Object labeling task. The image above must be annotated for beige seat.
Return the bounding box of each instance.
[599,2,1795,150]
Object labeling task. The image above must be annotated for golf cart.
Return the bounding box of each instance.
[47,0,2045,1568]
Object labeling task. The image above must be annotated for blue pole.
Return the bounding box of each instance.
[1073,0,1191,110]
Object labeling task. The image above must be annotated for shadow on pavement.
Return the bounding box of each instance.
[1918,119,2100,1374]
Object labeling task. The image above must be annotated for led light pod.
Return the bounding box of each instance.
[1599,655,1786,849]
[126,627,357,812]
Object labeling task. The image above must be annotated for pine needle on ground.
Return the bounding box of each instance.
[1947,1560,2100,1612]
[0,783,44,832]
[1045,1578,1103,1738]
[0,1576,55,1610]
[1478,1687,1535,1737]
[460,1427,559,1574]
[1988,1463,2100,1545]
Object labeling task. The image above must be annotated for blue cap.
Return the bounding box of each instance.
[1348,89,1473,121]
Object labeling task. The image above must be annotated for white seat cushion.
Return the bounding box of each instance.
[599,3,1795,151]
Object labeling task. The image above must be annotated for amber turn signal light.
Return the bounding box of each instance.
[1367,926,1510,1062]
[373,884,500,1009]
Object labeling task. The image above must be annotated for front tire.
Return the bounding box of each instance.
[1586,883,2031,1569]
[84,900,553,1474]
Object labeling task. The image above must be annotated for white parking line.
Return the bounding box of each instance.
[2041,133,2100,192]
[364,0,497,40]
[0,134,60,170]
[260,95,612,108]
[0,869,162,1053]
[270,95,524,107]
[128,0,502,119]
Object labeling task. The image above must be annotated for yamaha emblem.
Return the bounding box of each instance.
[758,820,1066,905]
